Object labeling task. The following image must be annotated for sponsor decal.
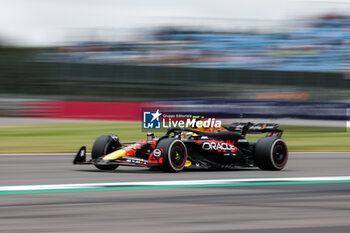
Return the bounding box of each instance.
[79,148,85,157]
[153,149,162,157]
[200,140,237,152]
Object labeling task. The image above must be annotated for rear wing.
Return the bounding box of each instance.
[225,122,283,136]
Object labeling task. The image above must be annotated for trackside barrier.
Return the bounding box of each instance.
[155,100,350,121]
[20,101,145,121]
[14,100,350,121]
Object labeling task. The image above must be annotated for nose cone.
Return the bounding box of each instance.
[102,149,135,160]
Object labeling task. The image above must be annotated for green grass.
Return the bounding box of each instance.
[0,123,348,153]
[0,122,147,153]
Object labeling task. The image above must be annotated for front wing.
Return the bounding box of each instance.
[73,146,156,168]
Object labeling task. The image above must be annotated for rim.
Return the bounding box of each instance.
[272,141,288,167]
[170,142,186,168]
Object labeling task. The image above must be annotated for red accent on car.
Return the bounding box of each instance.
[147,153,163,164]
[194,140,202,145]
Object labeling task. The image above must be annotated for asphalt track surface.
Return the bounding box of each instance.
[1,152,350,233]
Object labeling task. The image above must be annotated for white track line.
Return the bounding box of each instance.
[1,176,350,191]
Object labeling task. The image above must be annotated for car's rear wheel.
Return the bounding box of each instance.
[254,137,288,170]
[156,138,187,172]
[91,135,120,170]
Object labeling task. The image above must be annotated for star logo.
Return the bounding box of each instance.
[143,109,162,129]
[150,109,161,122]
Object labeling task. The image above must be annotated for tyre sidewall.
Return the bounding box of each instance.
[270,139,288,169]
[157,138,188,172]
[92,135,119,170]
[255,137,288,170]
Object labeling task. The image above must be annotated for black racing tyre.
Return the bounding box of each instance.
[156,138,188,172]
[91,135,120,170]
[254,137,288,170]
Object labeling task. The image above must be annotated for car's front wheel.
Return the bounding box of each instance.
[156,138,188,172]
[91,135,120,170]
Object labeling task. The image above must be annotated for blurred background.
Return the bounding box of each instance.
[0,0,349,123]
[3,3,350,233]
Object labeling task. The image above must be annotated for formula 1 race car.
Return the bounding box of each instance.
[73,122,288,172]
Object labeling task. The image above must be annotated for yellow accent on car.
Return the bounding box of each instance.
[102,148,136,160]
[185,160,192,167]
[102,149,127,160]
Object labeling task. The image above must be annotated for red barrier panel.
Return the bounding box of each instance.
[22,101,147,121]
